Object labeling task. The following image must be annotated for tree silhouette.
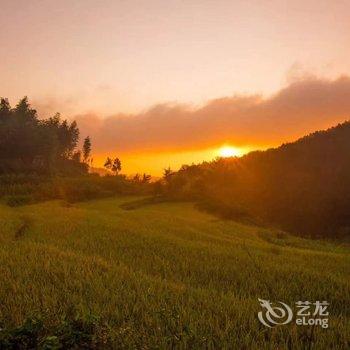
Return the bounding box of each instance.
[142,173,151,183]
[133,173,141,182]
[112,158,122,174]
[104,157,122,175]
[0,97,87,175]
[83,136,92,164]
[163,167,174,182]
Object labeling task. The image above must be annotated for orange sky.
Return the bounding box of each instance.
[1,1,350,174]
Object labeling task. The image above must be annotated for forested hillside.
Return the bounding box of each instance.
[159,122,350,238]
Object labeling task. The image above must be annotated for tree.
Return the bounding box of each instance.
[104,157,112,169]
[0,98,11,121]
[104,157,122,175]
[14,96,38,123]
[142,173,151,183]
[82,136,92,163]
[132,173,141,182]
[112,158,122,174]
[132,173,151,183]
[72,150,82,162]
[163,167,174,182]
[0,97,87,175]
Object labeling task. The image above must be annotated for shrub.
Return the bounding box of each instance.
[0,315,111,349]
[0,174,153,205]
[5,195,33,207]
[0,318,44,349]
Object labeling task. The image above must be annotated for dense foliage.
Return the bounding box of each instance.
[0,97,87,175]
[0,173,152,205]
[0,315,111,349]
[0,97,154,204]
[159,122,350,238]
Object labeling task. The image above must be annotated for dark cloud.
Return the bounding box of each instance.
[74,76,350,153]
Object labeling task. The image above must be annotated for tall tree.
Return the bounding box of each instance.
[14,96,37,122]
[0,98,11,121]
[112,158,122,174]
[104,157,112,170]
[82,136,92,163]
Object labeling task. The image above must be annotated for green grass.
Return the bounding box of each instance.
[0,197,349,348]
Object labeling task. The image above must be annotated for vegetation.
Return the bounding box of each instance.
[0,97,152,205]
[82,136,92,165]
[104,157,122,175]
[0,174,151,205]
[0,96,349,347]
[157,122,350,238]
[0,315,111,349]
[0,97,87,176]
[0,197,349,348]
[3,95,350,240]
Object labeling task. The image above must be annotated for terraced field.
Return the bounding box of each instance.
[0,197,349,348]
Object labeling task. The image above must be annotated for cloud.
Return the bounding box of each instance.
[32,95,80,118]
[74,76,350,153]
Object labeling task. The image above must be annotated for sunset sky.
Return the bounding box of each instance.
[1,1,350,174]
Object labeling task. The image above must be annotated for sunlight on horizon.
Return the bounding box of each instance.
[217,146,243,158]
[93,145,253,176]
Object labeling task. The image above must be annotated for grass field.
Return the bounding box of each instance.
[0,197,349,349]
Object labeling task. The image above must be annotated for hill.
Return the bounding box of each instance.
[160,122,350,238]
[0,197,349,348]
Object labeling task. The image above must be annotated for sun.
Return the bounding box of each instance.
[218,146,241,158]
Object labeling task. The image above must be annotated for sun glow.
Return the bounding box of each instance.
[218,146,242,158]
[93,145,256,175]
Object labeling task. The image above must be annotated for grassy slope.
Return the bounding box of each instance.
[0,197,349,349]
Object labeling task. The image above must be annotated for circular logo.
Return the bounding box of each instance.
[258,298,293,327]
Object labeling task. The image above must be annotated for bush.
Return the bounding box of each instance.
[5,195,33,207]
[0,315,111,349]
[0,318,44,349]
[0,174,153,205]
